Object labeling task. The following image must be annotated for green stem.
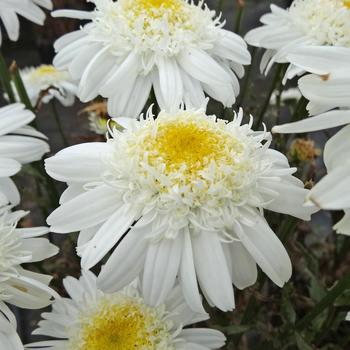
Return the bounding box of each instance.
[291,96,308,123]
[296,272,350,331]
[234,1,245,34]
[10,61,33,111]
[278,216,297,244]
[0,53,15,103]
[217,0,226,13]
[237,47,256,107]
[51,100,69,147]
[255,64,286,128]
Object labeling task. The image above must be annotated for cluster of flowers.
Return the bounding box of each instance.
[0,0,349,348]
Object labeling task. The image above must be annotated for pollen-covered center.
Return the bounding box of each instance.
[150,122,222,173]
[290,0,350,47]
[139,113,243,180]
[35,65,58,76]
[69,295,173,350]
[120,0,188,26]
[27,65,68,84]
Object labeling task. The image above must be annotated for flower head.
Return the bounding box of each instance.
[0,207,58,308]
[27,271,226,350]
[0,103,49,206]
[245,0,350,81]
[14,65,77,107]
[270,46,350,236]
[0,0,52,45]
[46,107,316,312]
[52,0,250,117]
[0,206,58,350]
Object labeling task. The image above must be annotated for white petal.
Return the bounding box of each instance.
[235,217,292,287]
[98,220,150,292]
[156,57,183,111]
[230,241,258,290]
[47,185,120,233]
[180,229,206,313]
[178,48,231,86]
[81,204,139,269]
[192,230,235,312]
[308,165,350,210]
[142,236,183,307]
[21,238,58,262]
[272,110,350,134]
[180,329,226,348]
[45,143,108,183]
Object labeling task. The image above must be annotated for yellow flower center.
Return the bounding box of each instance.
[137,0,180,9]
[120,0,188,26]
[35,65,58,76]
[344,0,350,8]
[139,112,243,180]
[69,296,173,350]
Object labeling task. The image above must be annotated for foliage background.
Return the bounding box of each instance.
[2,0,350,348]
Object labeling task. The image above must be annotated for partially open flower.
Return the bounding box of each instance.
[13,65,77,108]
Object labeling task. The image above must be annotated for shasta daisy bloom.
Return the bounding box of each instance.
[14,65,77,107]
[272,46,350,134]
[245,0,350,82]
[0,206,59,350]
[0,103,49,206]
[272,47,350,235]
[0,0,52,45]
[27,271,225,350]
[52,0,250,118]
[46,108,316,312]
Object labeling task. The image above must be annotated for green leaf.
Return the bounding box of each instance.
[281,283,296,325]
[295,333,313,350]
[334,289,350,307]
[307,269,327,302]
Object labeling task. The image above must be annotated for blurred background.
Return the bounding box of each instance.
[2,1,350,349]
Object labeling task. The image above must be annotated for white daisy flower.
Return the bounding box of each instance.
[13,65,77,108]
[270,47,350,236]
[45,108,316,312]
[272,46,350,134]
[26,271,226,350]
[0,206,59,350]
[0,0,52,45]
[0,103,49,206]
[245,0,350,82]
[52,0,251,118]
